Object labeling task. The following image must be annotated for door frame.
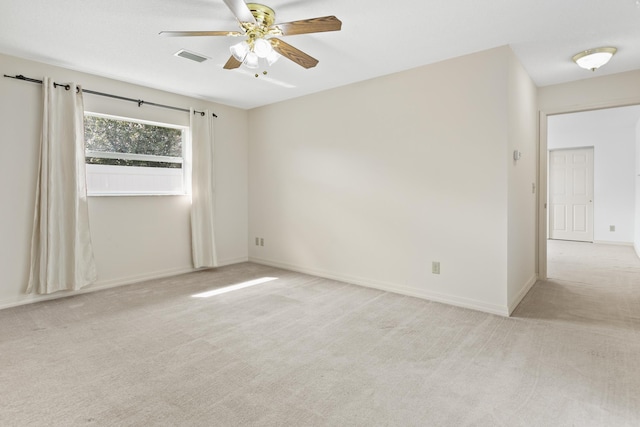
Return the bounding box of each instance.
[537,99,640,280]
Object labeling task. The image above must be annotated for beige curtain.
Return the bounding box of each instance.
[28,77,97,294]
[190,109,218,268]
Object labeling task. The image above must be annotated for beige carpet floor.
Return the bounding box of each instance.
[1,242,639,426]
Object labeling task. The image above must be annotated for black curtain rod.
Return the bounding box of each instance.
[3,74,217,118]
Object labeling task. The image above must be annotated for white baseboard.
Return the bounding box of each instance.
[93,266,198,290]
[217,256,249,266]
[0,266,196,311]
[507,274,538,315]
[249,256,510,317]
[593,240,634,246]
[0,256,249,311]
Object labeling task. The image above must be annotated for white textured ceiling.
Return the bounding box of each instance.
[1,0,640,109]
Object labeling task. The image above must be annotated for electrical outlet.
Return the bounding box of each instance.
[255,237,259,246]
[432,261,440,275]
[260,238,264,247]
[610,225,616,232]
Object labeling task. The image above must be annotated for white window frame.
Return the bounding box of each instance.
[84,112,190,197]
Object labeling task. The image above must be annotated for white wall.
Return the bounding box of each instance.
[249,46,537,316]
[0,53,249,308]
[507,50,538,310]
[538,70,640,113]
[548,106,640,244]
[636,119,640,256]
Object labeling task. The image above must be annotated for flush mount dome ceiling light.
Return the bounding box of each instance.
[572,47,617,72]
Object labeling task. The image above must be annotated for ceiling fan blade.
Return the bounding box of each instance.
[271,38,319,69]
[275,16,342,36]
[223,56,243,69]
[222,0,256,24]
[159,30,243,37]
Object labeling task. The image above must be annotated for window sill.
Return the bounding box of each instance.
[87,192,189,197]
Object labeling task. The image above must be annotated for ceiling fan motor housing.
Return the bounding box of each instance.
[247,3,276,27]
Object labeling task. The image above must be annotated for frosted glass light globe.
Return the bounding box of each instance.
[243,51,259,69]
[266,49,280,65]
[230,41,250,61]
[253,38,273,59]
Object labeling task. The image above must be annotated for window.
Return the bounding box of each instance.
[84,113,189,195]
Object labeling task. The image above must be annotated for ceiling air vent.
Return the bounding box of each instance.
[174,49,209,63]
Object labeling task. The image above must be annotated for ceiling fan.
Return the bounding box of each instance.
[160,0,342,70]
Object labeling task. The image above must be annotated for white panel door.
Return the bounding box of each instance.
[549,147,594,242]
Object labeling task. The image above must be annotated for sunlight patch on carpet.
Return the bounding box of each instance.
[191,277,278,298]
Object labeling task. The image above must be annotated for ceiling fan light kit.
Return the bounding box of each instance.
[229,3,281,69]
[572,47,617,71]
[160,0,341,72]
[229,32,280,68]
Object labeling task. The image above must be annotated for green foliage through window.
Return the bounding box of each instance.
[84,115,183,168]
[85,157,182,168]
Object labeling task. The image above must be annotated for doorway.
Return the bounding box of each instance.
[539,104,640,280]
